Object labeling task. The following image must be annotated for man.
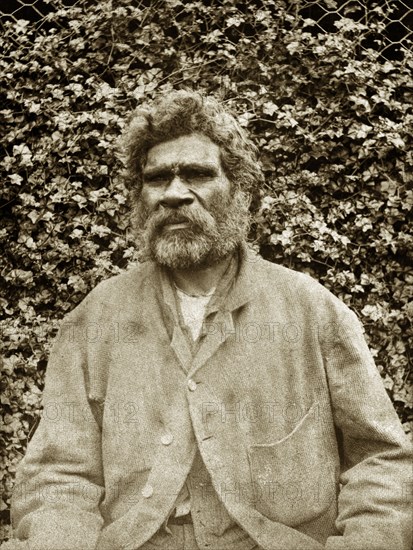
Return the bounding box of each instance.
[9,90,412,550]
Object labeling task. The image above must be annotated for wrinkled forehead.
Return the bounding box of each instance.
[144,133,223,172]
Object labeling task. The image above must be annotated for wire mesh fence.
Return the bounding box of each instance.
[1,0,412,61]
[300,0,412,59]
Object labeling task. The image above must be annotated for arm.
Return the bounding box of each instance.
[322,302,412,550]
[11,313,105,550]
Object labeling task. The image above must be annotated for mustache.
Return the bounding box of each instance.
[145,204,216,231]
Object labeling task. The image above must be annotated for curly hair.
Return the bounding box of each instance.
[121,89,263,201]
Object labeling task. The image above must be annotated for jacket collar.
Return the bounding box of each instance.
[153,241,260,318]
[142,243,261,375]
[219,242,261,313]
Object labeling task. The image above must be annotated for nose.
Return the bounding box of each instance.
[159,175,194,208]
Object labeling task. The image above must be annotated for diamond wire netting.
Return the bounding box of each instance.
[1,0,412,60]
[298,0,413,59]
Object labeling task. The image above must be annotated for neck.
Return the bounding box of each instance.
[170,254,233,297]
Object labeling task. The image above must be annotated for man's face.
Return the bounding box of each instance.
[134,133,250,270]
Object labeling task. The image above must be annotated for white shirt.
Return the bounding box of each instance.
[175,286,215,341]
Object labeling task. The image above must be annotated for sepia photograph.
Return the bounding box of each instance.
[1,1,412,549]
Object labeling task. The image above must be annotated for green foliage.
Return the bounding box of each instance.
[1,0,412,538]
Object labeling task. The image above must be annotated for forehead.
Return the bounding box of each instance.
[144,133,222,170]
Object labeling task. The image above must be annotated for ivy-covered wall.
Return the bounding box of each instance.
[1,0,412,541]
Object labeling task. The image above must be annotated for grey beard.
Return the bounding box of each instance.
[131,191,251,270]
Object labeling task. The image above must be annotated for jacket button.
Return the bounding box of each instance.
[161,433,174,445]
[141,484,153,498]
[187,379,197,392]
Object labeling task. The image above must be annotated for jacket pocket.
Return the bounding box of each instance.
[247,402,336,527]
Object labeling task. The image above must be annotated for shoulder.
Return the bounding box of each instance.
[64,261,158,323]
[253,254,327,298]
[90,261,154,299]
[252,258,365,351]
[253,254,358,323]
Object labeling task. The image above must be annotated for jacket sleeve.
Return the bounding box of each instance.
[11,309,105,550]
[321,300,412,550]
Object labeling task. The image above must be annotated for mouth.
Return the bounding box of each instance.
[163,221,190,230]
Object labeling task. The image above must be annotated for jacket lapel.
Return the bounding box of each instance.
[153,243,261,376]
[191,244,261,375]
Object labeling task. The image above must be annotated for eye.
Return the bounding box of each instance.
[143,172,170,186]
[183,168,216,181]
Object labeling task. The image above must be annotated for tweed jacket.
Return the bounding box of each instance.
[11,246,412,550]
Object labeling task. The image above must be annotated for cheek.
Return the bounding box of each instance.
[197,178,230,199]
[140,187,160,211]
[214,178,232,202]
[202,183,231,206]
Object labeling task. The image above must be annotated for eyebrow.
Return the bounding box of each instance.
[143,162,220,178]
